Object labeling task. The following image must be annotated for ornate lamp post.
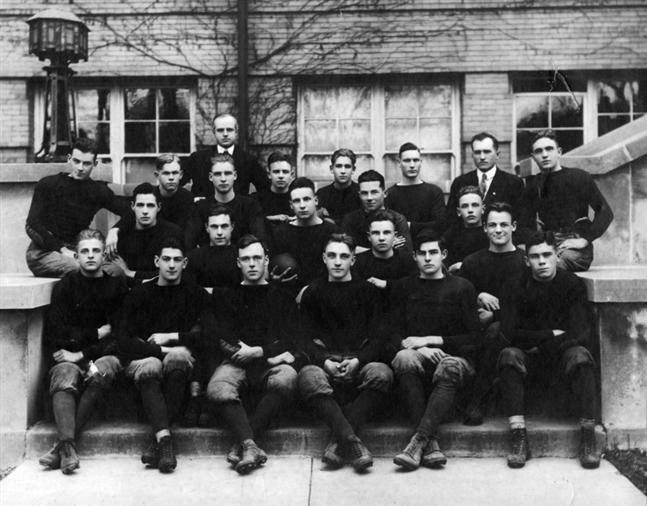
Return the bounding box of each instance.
[27,9,89,161]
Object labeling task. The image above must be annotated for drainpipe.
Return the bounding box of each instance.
[237,0,249,152]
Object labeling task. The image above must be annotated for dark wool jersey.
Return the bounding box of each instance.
[500,269,591,355]
[114,187,194,233]
[385,182,447,236]
[270,220,339,284]
[212,283,298,360]
[316,182,361,226]
[117,279,213,361]
[185,245,240,288]
[353,249,417,285]
[387,275,480,359]
[117,219,184,279]
[252,188,293,217]
[45,271,129,361]
[342,208,412,253]
[442,223,489,267]
[521,167,613,243]
[459,248,526,298]
[299,277,385,367]
[186,194,266,248]
[26,173,125,251]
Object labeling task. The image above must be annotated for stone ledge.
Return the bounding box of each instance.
[576,266,647,303]
[0,274,58,309]
[0,163,113,183]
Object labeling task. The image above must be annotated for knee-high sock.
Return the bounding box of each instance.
[398,373,426,427]
[416,381,456,438]
[219,402,253,443]
[139,379,169,433]
[250,391,286,439]
[499,366,525,416]
[346,389,385,434]
[164,369,188,424]
[75,386,104,435]
[570,365,597,421]
[52,391,76,441]
[309,395,355,441]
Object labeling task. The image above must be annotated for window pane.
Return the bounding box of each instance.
[339,119,371,151]
[633,81,647,113]
[78,122,110,154]
[304,120,337,152]
[419,85,452,117]
[124,157,157,184]
[516,130,538,160]
[125,122,156,153]
[516,96,548,128]
[385,86,418,118]
[159,122,190,153]
[76,89,110,122]
[597,82,631,114]
[385,119,417,151]
[354,155,374,175]
[303,155,333,180]
[338,87,371,119]
[420,118,452,151]
[303,87,336,118]
[551,95,583,128]
[598,116,631,137]
[555,129,583,153]
[159,89,190,120]
[125,89,156,120]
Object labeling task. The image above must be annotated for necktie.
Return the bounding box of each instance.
[480,172,488,197]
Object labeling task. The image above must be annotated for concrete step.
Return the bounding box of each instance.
[26,418,606,459]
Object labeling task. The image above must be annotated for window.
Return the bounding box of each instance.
[75,88,111,155]
[597,80,647,136]
[298,80,460,189]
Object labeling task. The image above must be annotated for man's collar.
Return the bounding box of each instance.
[477,166,497,179]
[217,145,235,155]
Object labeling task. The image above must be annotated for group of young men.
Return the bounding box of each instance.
[26,113,613,477]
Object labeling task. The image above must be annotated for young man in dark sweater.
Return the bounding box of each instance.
[498,231,599,469]
[38,229,128,474]
[386,142,446,237]
[207,235,301,475]
[342,170,412,254]
[185,205,240,288]
[185,153,266,248]
[118,237,213,473]
[389,231,480,471]
[252,151,295,223]
[519,129,613,271]
[458,202,526,425]
[297,234,393,472]
[442,185,489,273]
[105,153,195,256]
[25,138,127,277]
[270,177,338,287]
[105,183,184,282]
[353,209,417,295]
[316,148,361,226]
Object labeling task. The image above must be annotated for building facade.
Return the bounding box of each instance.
[1,0,646,190]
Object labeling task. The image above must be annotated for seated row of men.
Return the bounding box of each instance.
[40,212,600,478]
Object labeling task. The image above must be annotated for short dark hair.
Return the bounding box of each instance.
[75,228,105,249]
[155,153,181,172]
[213,113,238,128]
[413,230,446,252]
[531,129,559,149]
[72,138,98,158]
[457,185,482,201]
[207,204,234,221]
[132,182,159,204]
[288,177,315,197]
[325,233,355,253]
[358,169,385,189]
[398,142,420,156]
[525,230,557,253]
[211,153,236,170]
[331,148,356,166]
[157,236,185,256]
[237,234,268,255]
[471,132,499,151]
[484,201,515,222]
[367,209,396,230]
[267,151,292,167]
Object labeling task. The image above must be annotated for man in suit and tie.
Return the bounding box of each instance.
[181,113,269,198]
[445,132,524,232]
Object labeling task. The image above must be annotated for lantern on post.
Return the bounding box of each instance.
[27,9,89,162]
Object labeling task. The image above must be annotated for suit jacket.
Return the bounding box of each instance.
[181,145,269,198]
[445,167,524,231]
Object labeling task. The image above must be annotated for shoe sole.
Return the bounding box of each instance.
[141,455,158,468]
[158,461,177,473]
[352,457,373,472]
[507,452,531,469]
[38,458,60,470]
[60,462,79,475]
[422,456,447,468]
[322,455,344,469]
[226,454,241,466]
[580,460,600,469]
[235,461,258,475]
[393,455,419,471]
